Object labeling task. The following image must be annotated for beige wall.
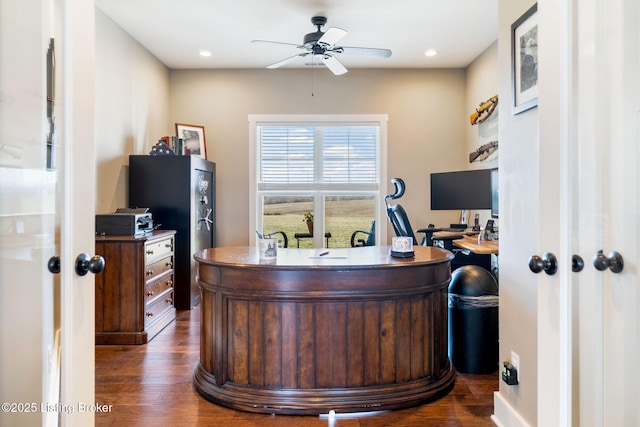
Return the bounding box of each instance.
[494,0,539,425]
[169,68,470,246]
[465,41,499,227]
[95,9,171,214]
[466,41,499,158]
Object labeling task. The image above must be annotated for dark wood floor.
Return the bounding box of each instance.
[95,306,498,426]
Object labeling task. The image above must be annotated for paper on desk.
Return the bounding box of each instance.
[308,249,349,259]
[308,256,348,259]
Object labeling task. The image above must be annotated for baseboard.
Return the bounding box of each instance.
[491,391,531,427]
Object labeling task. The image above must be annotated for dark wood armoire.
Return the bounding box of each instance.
[128,155,215,310]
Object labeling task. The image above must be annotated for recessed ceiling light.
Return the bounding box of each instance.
[199,50,211,57]
[424,49,438,57]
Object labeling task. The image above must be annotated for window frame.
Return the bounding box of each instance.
[249,114,388,247]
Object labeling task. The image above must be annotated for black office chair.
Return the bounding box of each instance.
[263,230,288,248]
[384,178,434,246]
[350,220,375,247]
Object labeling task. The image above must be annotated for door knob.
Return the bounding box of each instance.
[75,253,106,276]
[572,255,584,272]
[528,252,558,275]
[593,250,624,273]
[47,256,61,274]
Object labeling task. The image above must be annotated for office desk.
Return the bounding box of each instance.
[431,232,497,272]
[432,230,467,240]
[453,235,499,254]
[430,230,468,251]
[193,246,455,415]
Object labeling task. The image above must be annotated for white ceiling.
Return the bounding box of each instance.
[95,0,498,70]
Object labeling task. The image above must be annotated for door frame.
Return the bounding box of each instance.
[58,0,97,425]
[536,0,574,424]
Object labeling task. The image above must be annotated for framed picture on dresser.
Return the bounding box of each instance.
[175,123,207,159]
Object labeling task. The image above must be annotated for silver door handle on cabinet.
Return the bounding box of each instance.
[593,250,624,273]
[528,253,558,275]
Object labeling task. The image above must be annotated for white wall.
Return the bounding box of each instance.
[169,68,469,246]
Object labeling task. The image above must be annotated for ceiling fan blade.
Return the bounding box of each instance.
[321,54,348,75]
[252,39,302,48]
[318,27,347,46]
[267,53,308,69]
[339,46,392,58]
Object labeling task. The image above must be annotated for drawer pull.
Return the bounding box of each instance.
[146,312,153,317]
[166,262,173,267]
[147,291,154,297]
[167,281,173,287]
[146,269,154,276]
[146,250,154,255]
[165,243,173,249]
[165,298,173,304]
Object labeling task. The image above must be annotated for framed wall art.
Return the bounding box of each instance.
[511,3,538,114]
[175,123,207,159]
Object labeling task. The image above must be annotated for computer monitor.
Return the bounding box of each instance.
[491,168,498,218]
[430,169,493,211]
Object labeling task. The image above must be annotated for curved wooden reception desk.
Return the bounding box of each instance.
[193,246,455,415]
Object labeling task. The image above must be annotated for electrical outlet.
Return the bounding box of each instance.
[502,361,519,385]
[511,351,520,378]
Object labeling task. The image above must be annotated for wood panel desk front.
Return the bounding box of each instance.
[193,245,456,415]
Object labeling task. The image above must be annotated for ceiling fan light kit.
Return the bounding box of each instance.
[252,16,392,76]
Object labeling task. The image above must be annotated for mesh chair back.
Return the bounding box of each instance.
[387,204,418,244]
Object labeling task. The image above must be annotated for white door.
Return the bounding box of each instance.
[0,1,97,426]
[537,0,639,425]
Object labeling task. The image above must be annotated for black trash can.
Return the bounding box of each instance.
[448,265,499,374]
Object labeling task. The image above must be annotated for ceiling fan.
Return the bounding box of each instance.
[252,16,392,76]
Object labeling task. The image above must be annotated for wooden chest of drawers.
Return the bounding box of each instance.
[95,230,177,344]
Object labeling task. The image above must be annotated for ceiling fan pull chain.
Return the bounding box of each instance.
[311,54,315,96]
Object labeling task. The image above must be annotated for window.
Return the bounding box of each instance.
[249,115,388,248]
